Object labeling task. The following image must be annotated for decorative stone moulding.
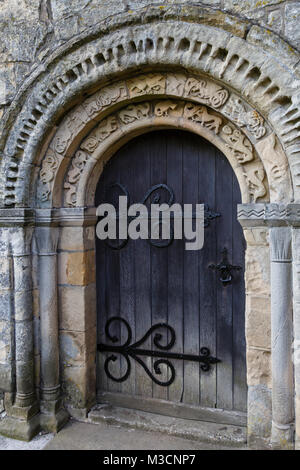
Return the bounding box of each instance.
[32,71,293,210]
[0,8,299,209]
[60,97,268,208]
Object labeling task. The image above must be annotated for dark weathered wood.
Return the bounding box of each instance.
[97,391,247,427]
[232,169,247,412]
[166,132,184,403]
[118,141,136,396]
[182,134,200,405]
[150,133,169,400]
[95,129,246,416]
[215,149,234,410]
[199,140,217,408]
[132,135,152,398]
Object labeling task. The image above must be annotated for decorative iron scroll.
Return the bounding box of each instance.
[100,183,220,249]
[98,317,220,386]
[209,247,242,286]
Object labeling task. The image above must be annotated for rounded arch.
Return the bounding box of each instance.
[0,7,299,207]
[33,73,292,209]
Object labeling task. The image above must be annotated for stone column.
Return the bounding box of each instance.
[269,226,294,449]
[292,224,300,449]
[0,209,40,441]
[35,214,69,432]
[238,203,295,449]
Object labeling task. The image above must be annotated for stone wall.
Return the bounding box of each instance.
[1,0,300,117]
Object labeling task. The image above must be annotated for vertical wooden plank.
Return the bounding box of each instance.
[167,131,184,403]
[215,148,233,410]
[150,132,169,400]
[104,156,121,393]
[133,135,153,398]
[118,142,136,397]
[232,173,247,411]
[95,179,108,394]
[198,138,217,408]
[182,132,200,405]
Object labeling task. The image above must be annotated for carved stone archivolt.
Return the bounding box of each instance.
[60,97,268,207]
[1,14,299,208]
[35,71,291,208]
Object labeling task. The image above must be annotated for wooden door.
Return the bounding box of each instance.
[95,130,247,424]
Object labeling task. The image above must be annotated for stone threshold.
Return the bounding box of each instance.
[87,404,247,448]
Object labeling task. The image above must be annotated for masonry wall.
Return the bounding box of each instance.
[1,0,300,121]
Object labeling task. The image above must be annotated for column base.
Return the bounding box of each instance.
[0,413,40,441]
[271,422,294,450]
[40,399,69,433]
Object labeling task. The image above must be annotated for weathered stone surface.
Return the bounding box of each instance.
[266,9,283,33]
[59,284,96,332]
[60,327,96,366]
[247,348,271,388]
[58,250,96,286]
[247,384,272,449]
[247,25,300,67]
[0,321,13,364]
[59,226,95,252]
[285,2,300,51]
[61,354,96,409]
[246,296,271,350]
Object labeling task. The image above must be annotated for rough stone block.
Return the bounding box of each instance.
[0,413,40,441]
[15,321,33,362]
[285,2,300,51]
[247,25,300,67]
[247,384,272,449]
[246,295,271,349]
[14,290,33,321]
[58,250,96,286]
[15,360,35,395]
[224,0,284,14]
[13,257,32,292]
[247,348,271,388]
[245,247,270,295]
[61,355,96,409]
[0,64,16,106]
[77,1,127,32]
[0,321,13,364]
[59,226,95,252]
[0,257,12,290]
[60,328,96,366]
[0,363,14,392]
[266,9,283,34]
[59,283,96,331]
[0,290,13,322]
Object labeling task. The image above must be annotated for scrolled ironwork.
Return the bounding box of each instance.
[99,183,221,249]
[98,317,220,386]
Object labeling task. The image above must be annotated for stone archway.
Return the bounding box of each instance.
[0,8,299,449]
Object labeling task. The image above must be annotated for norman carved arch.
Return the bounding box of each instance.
[34,72,292,208]
[0,7,298,208]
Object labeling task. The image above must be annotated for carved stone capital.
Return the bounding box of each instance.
[0,209,35,227]
[270,227,292,263]
[55,207,97,227]
[35,226,59,256]
[238,203,300,228]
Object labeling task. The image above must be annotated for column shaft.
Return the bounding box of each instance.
[270,227,294,449]
[35,225,68,432]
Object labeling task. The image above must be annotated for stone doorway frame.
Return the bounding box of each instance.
[0,7,300,449]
